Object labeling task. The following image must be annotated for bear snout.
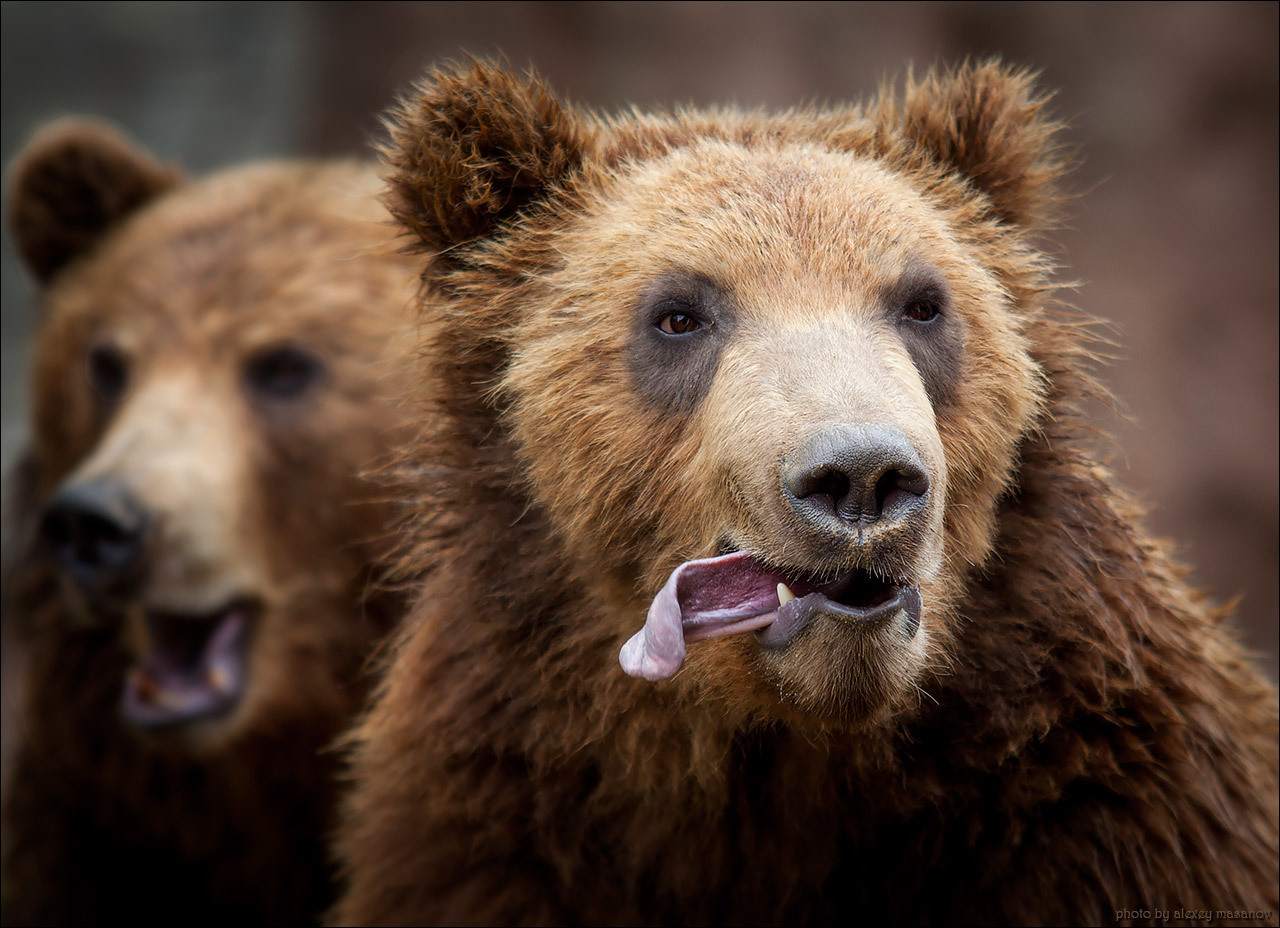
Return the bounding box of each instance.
[782,424,931,547]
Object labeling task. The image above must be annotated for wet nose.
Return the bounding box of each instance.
[41,480,150,590]
[783,425,930,532]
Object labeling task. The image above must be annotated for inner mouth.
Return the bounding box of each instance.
[619,550,920,681]
[121,600,255,729]
[813,569,901,611]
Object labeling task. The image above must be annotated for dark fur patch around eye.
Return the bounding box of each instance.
[885,264,963,407]
[244,344,328,409]
[629,272,734,415]
[87,342,129,405]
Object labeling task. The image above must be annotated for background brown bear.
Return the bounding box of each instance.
[333,62,1279,926]
[1,121,418,925]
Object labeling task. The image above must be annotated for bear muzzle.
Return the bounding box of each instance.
[620,419,940,682]
[41,473,263,733]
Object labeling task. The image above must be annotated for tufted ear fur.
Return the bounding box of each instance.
[381,60,590,265]
[7,118,182,285]
[881,60,1068,230]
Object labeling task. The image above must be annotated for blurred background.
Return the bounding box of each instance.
[2,0,1275,696]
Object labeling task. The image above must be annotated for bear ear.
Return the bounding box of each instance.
[887,60,1068,229]
[7,118,182,285]
[381,60,590,263]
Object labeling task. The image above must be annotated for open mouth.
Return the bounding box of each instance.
[619,550,920,681]
[121,601,255,729]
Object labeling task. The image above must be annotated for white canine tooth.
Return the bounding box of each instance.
[777,582,796,605]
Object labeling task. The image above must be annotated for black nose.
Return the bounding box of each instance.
[41,480,149,590]
[783,426,930,531]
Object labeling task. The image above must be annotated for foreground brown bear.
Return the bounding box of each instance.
[333,62,1280,926]
[1,121,418,925]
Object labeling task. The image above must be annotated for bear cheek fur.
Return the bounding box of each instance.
[505,144,1045,722]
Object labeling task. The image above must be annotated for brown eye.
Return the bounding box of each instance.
[903,300,941,323]
[87,343,128,403]
[245,345,325,402]
[658,313,702,335]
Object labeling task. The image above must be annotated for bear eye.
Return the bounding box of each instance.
[903,300,942,323]
[245,344,325,402]
[87,343,129,404]
[657,312,703,336]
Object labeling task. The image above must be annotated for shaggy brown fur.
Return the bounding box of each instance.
[1,121,419,925]
[333,62,1280,927]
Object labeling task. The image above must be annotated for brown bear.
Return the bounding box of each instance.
[332,61,1280,926]
[1,121,420,925]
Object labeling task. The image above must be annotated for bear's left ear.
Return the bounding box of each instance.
[382,59,590,267]
[885,60,1068,230]
[7,118,182,285]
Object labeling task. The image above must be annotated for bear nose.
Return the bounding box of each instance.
[783,425,930,531]
[41,480,150,590]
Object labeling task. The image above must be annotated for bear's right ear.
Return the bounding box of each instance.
[882,60,1068,231]
[381,60,590,264]
[7,119,181,285]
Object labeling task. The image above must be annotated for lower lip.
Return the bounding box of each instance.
[755,585,921,649]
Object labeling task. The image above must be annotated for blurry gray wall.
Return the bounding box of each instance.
[2,1,1276,677]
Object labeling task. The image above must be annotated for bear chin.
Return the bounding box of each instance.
[754,600,933,725]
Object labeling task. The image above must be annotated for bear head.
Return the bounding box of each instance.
[385,60,1067,730]
[7,120,418,753]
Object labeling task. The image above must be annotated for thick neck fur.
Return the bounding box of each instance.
[3,556,401,926]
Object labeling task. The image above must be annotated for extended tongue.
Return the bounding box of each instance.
[619,551,782,681]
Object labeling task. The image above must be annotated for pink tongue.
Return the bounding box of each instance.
[619,551,781,681]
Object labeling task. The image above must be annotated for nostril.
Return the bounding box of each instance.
[798,466,852,519]
[873,468,902,520]
[873,463,930,521]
